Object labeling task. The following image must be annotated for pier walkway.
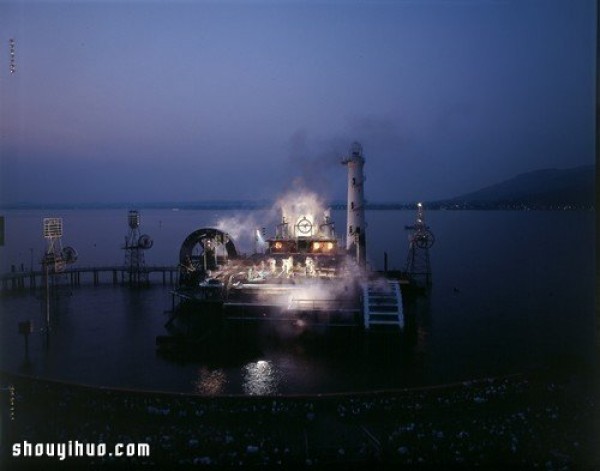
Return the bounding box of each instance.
[0,265,179,292]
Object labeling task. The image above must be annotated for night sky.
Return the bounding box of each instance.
[0,0,595,205]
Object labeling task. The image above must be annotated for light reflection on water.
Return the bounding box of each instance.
[242,360,281,396]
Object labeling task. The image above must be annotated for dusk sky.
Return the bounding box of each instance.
[0,0,595,205]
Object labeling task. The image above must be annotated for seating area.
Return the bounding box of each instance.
[1,369,598,468]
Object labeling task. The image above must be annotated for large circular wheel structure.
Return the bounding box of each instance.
[179,228,238,274]
[138,234,154,250]
[414,229,435,249]
[61,246,78,264]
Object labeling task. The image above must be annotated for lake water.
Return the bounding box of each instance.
[0,208,595,395]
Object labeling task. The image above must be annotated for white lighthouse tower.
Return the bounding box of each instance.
[342,141,366,265]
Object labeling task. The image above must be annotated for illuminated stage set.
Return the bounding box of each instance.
[164,143,416,343]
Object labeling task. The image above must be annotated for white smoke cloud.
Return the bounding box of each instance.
[285,129,347,199]
[274,189,327,231]
[214,187,331,252]
[215,188,351,271]
[214,213,263,254]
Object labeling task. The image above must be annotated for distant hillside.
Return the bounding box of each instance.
[441,165,594,209]
[0,166,593,210]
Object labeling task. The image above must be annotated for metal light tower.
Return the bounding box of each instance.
[123,210,153,286]
[42,218,77,331]
[342,141,367,266]
[42,217,78,273]
[405,203,435,287]
[43,218,65,273]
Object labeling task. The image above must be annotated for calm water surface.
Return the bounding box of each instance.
[0,209,595,394]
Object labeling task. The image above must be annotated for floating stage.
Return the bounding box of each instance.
[166,217,406,335]
[161,142,411,351]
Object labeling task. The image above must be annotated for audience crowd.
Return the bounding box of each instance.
[1,369,598,468]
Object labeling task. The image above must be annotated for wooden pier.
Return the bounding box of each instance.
[0,265,179,293]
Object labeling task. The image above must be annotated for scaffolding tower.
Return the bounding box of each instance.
[123,210,153,286]
[405,203,435,287]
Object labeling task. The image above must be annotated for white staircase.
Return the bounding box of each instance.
[362,280,403,329]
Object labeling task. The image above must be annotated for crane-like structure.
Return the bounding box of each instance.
[123,210,153,286]
[405,203,434,287]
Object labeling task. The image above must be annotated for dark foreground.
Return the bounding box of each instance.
[1,367,599,469]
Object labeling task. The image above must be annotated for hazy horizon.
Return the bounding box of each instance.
[0,161,592,209]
